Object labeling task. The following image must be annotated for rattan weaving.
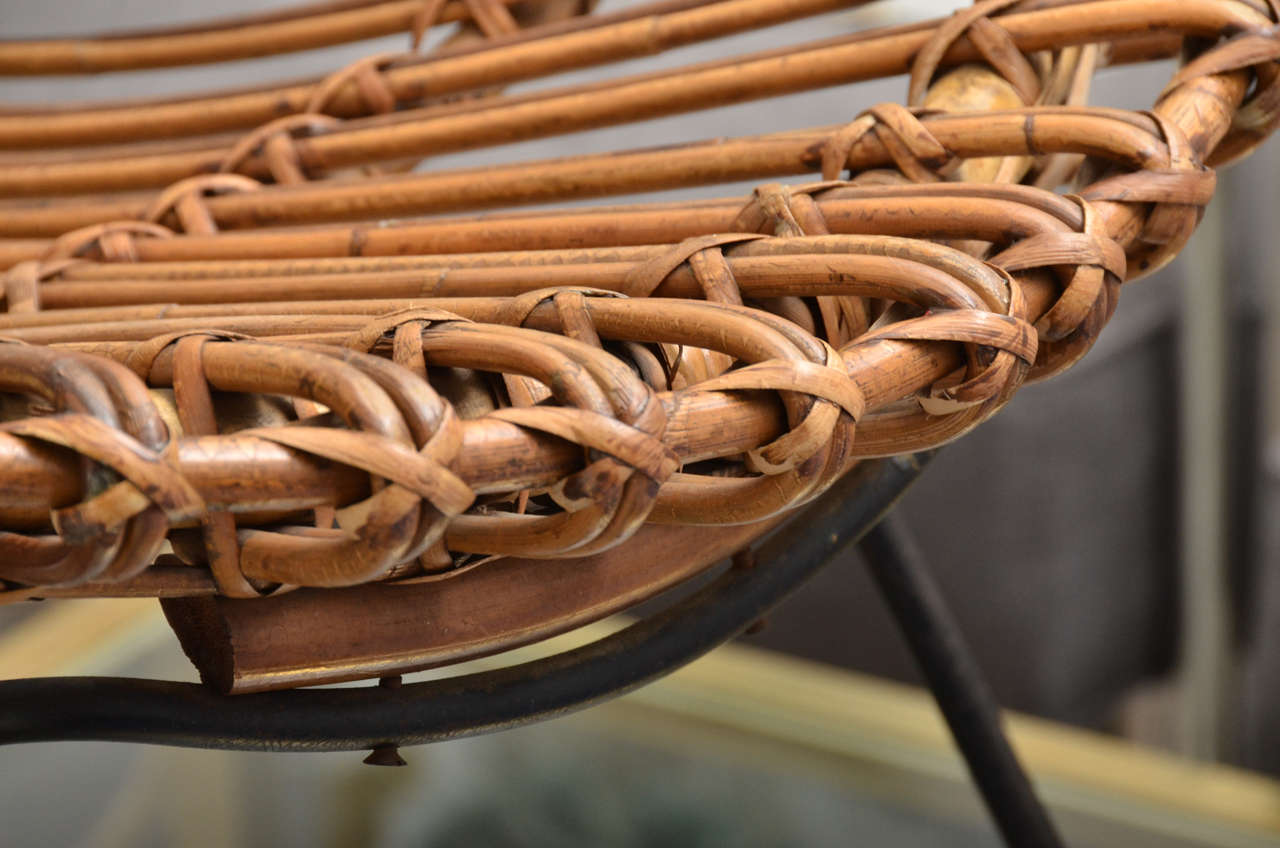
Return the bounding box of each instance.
[1,0,1277,693]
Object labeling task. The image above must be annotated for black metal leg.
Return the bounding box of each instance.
[858,512,1065,848]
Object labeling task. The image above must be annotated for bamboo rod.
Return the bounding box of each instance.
[0,107,1166,237]
[0,183,1102,268]
[0,0,858,149]
[0,1,1260,184]
[0,0,524,74]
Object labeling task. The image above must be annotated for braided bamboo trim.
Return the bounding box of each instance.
[0,171,1199,593]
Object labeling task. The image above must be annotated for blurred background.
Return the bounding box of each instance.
[2,0,1279,845]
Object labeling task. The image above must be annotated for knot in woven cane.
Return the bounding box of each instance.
[4,222,176,313]
[0,343,201,589]
[731,184,877,347]
[308,53,404,117]
[219,114,341,185]
[124,331,264,597]
[1160,23,1280,165]
[142,175,262,237]
[988,195,1127,363]
[348,305,676,560]
[1080,112,1217,277]
[45,221,173,265]
[909,0,1041,107]
[125,327,473,588]
[854,300,1038,416]
[631,300,858,524]
[622,234,767,302]
[2,260,69,314]
[411,0,520,50]
[696,337,864,476]
[732,182,840,237]
[822,104,958,183]
[497,285,626,333]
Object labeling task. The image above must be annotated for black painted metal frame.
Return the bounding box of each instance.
[0,454,925,750]
[859,513,1064,848]
[0,450,1062,847]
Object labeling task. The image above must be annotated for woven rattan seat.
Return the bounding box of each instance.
[0,0,1277,713]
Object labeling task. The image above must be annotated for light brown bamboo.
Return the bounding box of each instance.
[0,0,1264,191]
[0,0,857,149]
[0,0,525,74]
[0,107,1168,237]
[0,183,1106,269]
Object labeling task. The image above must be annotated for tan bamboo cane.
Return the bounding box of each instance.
[0,0,1265,193]
[0,107,1195,237]
[0,0,532,74]
[0,0,859,150]
[0,64,1239,584]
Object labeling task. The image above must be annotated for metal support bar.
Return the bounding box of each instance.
[0,453,927,752]
[1177,192,1232,760]
[858,513,1064,848]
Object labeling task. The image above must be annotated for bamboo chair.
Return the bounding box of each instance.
[1,1,1277,841]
